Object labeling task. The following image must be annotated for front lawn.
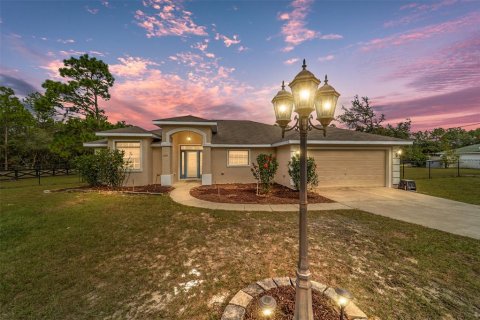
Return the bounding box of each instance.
[1,176,479,319]
[403,167,480,205]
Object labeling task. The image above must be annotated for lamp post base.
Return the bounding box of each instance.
[294,269,314,320]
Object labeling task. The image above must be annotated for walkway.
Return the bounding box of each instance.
[170,182,350,212]
[319,187,480,240]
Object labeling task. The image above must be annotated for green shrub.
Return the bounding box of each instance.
[75,154,101,186]
[251,153,278,193]
[75,149,129,187]
[288,154,318,190]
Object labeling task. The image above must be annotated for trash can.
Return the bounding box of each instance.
[398,179,416,191]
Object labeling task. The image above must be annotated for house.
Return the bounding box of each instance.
[429,144,480,169]
[83,115,412,188]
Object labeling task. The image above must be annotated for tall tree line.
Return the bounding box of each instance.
[337,95,480,165]
[0,54,126,170]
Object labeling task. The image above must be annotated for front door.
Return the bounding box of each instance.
[180,150,202,179]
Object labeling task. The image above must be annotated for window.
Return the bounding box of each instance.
[227,150,249,167]
[115,141,141,170]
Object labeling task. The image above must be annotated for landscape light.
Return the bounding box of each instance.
[335,288,352,320]
[259,295,277,317]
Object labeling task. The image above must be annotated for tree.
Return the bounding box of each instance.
[42,54,114,126]
[0,87,34,170]
[250,154,278,194]
[288,154,319,190]
[23,92,57,128]
[337,96,385,133]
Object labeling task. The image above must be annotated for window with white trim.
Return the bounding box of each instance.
[115,141,141,170]
[227,150,249,166]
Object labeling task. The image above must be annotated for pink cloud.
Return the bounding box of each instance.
[373,86,480,131]
[363,12,480,51]
[191,40,215,58]
[386,0,458,27]
[39,60,64,79]
[284,58,299,65]
[134,0,207,38]
[57,39,75,44]
[278,0,343,51]
[110,56,159,78]
[384,34,480,93]
[105,67,277,129]
[215,33,241,47]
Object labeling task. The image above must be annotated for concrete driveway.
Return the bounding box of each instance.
[318,187,480,240]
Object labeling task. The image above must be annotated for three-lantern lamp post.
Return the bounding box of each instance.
[271,59,340,320]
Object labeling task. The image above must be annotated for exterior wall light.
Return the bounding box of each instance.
[335,288,352,320]
[259,295,277,317]
[187,136,192,142]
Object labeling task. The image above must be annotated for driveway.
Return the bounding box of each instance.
[318,187,480,240]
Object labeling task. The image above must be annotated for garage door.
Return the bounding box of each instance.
[311,150,386,187]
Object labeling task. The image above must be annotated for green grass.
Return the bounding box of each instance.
[402,167,480,205]
[1,176,480,319]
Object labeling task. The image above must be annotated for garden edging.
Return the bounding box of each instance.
[221,277,367,320]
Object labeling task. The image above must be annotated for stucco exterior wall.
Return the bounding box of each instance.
[274,145,293,188]
[152,147,162,184]
[107,137,153,186]
[392,146,401,186]
[211,147,276,184]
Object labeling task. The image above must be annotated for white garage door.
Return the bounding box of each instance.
[311,150,386,187]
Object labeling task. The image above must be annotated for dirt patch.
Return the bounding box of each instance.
[244,286,339,320]
[190,183,333,204]
[54,184,173,194]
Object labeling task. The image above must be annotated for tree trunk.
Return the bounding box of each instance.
[4,126,8,171]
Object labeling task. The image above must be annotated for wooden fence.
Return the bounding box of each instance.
[0,167,76,181]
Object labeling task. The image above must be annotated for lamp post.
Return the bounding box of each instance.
[272,59,340,320]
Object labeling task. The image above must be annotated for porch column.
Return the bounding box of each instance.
[161,145,173,186]
[202,146,212,185]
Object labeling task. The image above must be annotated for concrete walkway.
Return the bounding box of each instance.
[318,187,480,240]
[170,182,350,212]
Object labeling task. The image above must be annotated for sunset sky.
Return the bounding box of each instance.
[1,0,479,131]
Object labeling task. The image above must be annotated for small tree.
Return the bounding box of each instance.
[440,149,459,168]
[288,154,319,191]
[251,154,278,194]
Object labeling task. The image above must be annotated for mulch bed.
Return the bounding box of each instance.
[244,286,339,320]
[51,184,173,194]
[190,183,333,204]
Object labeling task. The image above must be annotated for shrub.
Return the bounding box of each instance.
[75,149,129,187]
[288,154,318,191]
[251,153,278,193]
[75,154,101,186]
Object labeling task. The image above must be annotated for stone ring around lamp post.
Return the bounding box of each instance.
[271,59,340,320]
[220,277,367,320]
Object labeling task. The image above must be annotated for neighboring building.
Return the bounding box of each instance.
[83,115,412,188]
[429,144,480,169]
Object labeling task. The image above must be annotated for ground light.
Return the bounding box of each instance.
[259,295,277,317]
[335,288,353,320]
[272,59,341,319]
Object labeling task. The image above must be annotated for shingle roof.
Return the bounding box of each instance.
[212,120,283,144]
[154,115,212,122]
[83,139,108,147]
[90,116,411,145]
[455,143,480,154]
[95,126,161,138]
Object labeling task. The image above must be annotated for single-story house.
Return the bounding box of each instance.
[83,115,412,188]
[429,143,480,169]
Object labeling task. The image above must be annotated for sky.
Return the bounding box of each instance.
[1,0,479,131]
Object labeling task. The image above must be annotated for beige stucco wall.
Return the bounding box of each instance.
[107,137,153,186]
[211,147,276,184]
[275,145,294,188]
[152,147,162,184]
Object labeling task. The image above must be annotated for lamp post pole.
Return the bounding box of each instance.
[294,116,314,318]
[271,60,340,319]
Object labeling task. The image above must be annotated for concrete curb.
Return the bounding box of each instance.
[170,183,351,212]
